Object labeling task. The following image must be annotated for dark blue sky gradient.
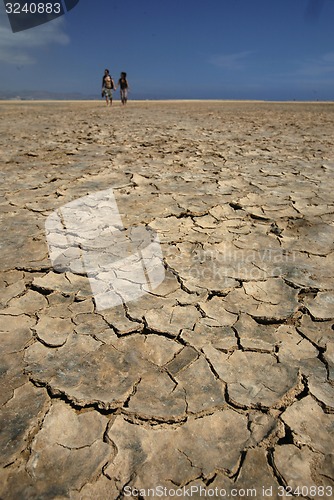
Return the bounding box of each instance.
[0,0,334,99]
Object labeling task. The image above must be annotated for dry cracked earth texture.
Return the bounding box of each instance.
[0,101,333,500]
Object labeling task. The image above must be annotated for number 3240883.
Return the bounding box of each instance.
[5,3,62,14]
[278,485,333,497]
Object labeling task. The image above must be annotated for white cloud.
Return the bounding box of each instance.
[0,9,70,65]
[208,51,254,71]
[296,52,334,77]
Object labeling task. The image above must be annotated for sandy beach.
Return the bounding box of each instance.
[0,100,334,499]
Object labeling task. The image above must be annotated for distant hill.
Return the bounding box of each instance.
[0,90,97,100]
[0,89,202,101]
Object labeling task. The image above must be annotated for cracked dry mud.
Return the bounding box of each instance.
[0,101,333,499]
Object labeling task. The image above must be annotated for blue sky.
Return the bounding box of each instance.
[0,0,334,99]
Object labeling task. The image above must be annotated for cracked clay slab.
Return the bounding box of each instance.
[1,101,334,497]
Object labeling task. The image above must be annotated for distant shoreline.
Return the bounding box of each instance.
[1,99,333,104]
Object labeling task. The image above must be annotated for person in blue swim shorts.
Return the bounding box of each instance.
[101,69,115,106]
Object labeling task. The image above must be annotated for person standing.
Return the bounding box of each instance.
[117,72,129,105]
[101,69,115,106]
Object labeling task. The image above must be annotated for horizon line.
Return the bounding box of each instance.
[1,98,334,104]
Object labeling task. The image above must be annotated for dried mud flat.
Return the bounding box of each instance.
[0,100,334,499]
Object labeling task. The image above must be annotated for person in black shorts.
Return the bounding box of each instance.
[101,69,115,106]
[116,72,129,105]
